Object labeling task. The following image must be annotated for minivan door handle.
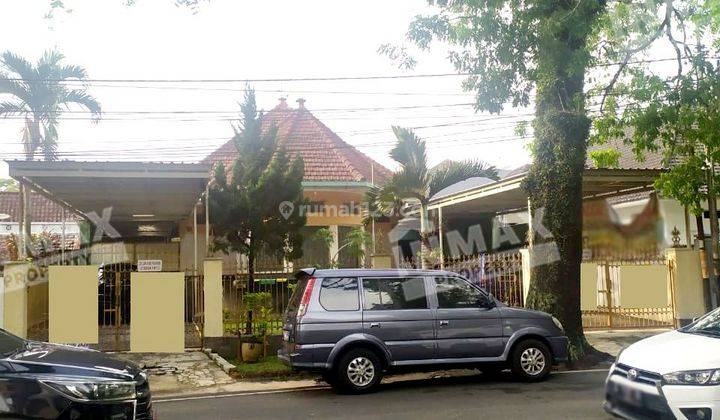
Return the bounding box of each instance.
[370,322,381,328]
[439,320,449,326]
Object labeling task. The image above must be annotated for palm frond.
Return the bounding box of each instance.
[55,64,88,81]
[37,49,65,79]
[363,184,402,224]
[1,51,37,82]
[41,123,59,161]
[389,126,428,176]
[0,73,31,105]
[59,89,102,119]
[0,101,29,118]
[428,160,499,197]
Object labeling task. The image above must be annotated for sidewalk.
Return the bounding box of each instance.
[118,351,234,396]
[144,328,671,398]
[585,328,670,357]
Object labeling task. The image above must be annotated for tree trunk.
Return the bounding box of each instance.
[419,203,431,269]
[521,2,603,361]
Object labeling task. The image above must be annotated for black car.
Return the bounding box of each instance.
[0,328,152,419]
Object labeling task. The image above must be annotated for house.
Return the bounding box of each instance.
[203,97,393,270]
[0,191,80,264]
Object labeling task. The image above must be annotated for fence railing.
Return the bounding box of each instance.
[222,273,293,336]
[582,306,675,329]
[398,250,525,307]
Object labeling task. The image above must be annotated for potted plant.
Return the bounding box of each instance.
[240,292,271,362]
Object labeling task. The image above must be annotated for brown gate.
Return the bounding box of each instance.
[98,262,133,351]
[581,260,676,329]
[444,250,525,307]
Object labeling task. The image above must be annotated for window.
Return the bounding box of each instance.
[435,277,483,309]
[319,277,359,311]
[362,277,427,310]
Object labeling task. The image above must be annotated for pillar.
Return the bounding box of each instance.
[203,258,223,338]
[519,248,531,307]
[3,261,30,338]
[667,248,706,326]
[329,225,339,265]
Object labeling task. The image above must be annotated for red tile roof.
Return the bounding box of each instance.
[0,191,77,223]
[203,98,392,184]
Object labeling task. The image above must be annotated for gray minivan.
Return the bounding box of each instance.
[278,268,568,393]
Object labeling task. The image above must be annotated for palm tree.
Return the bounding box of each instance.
[366,126,499,269]
[0,49,101,257]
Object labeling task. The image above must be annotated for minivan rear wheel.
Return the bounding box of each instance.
[334,348,383,394]
[510,339,552,382]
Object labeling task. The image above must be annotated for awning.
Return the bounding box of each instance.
[7,160,210,224]
[429,168,664,217]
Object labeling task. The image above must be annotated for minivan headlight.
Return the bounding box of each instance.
[663,369,720,386]
[551,316,564,331]
[42,379,136,401]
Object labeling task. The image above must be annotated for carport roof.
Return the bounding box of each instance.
[6,160,210,222]
[429,168,664,217]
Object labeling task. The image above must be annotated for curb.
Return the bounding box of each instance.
[202,348,236,374]
[153,385,327,402]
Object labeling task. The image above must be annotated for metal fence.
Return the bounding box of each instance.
[581,259,676,330]
[398,250,525,308]
[222,273,292,336]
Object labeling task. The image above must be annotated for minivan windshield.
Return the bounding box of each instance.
[681,308,720,338]
[0,329,26,357]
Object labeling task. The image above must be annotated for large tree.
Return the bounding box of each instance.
[391,0,714,359]
[591,3,720,308]
[0,49,101,258]
[392,1,606,358]
[366,126,498,269]
[209,88,306,331]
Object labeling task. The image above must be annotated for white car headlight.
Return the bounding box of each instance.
[551,316,564,331]
[42,379,136,401]
[663,369,720,386]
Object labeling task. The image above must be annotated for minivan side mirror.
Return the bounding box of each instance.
[476,294,495,308]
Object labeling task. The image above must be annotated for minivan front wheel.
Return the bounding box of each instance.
[334,349,383,393]
[510,339,552,382]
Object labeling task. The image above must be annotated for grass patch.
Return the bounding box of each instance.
[232,356,311,381]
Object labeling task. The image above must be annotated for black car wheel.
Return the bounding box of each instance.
[333,348,383,394]
[510,339,552,382]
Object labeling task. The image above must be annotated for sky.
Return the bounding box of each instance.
[0,0,536,179]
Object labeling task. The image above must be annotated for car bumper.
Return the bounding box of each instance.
[547,336,569,363]
[604,364,720,420]
[277,343,326,370]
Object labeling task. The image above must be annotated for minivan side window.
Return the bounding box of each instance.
[435,277,483,309]
[362,277,428,310]
[319,277,359,311]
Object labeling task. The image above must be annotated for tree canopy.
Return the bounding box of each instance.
[209,88,306,276]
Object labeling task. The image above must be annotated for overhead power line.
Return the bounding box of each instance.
[0,55,705,84]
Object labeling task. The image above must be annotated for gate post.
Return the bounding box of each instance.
[519,248,531,307]
[203,258,224,338]
[2,261,30,338]
[666,248,706,327]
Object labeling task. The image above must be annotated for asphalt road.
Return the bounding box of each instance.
[153,369,614,420]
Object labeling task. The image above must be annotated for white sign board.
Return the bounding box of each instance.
[137,260,163,272]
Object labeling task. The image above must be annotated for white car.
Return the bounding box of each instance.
[605,308,720,420]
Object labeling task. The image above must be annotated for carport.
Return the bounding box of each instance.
[7,160,211,272]
[427,168,678,263]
